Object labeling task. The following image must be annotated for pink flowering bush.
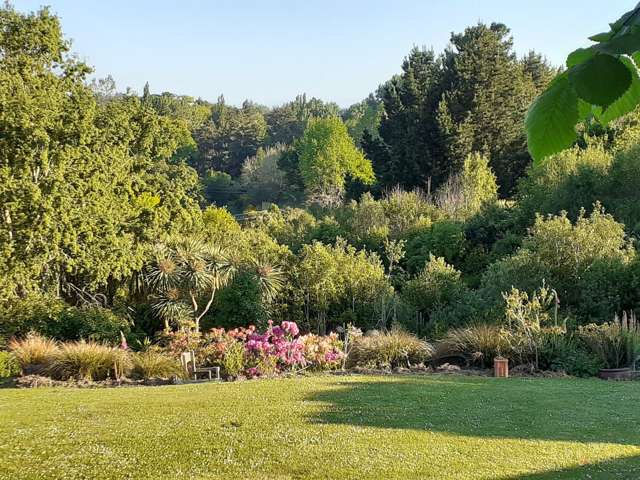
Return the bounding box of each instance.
[245,320,306,376]
[300,333,345,370]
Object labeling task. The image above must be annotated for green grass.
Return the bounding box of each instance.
[1,375,640,479]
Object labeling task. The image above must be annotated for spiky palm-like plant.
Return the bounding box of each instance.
[252,258,285,305]
[146,237,234,332]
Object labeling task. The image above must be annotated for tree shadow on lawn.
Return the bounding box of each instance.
[307,376,640,478]
[498,455,640,479]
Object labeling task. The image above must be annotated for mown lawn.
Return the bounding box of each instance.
[1,375,639,479]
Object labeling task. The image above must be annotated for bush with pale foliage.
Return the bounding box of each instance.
[9,332,60,374]
[347,329,433,369]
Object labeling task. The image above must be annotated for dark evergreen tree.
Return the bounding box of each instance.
[367,47,444,191]
[192,98,267,176]
[436,23,538,193]
[142,81,150,102]
[522,51,557,93]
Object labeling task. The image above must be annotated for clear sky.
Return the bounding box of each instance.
[14,0,628,107]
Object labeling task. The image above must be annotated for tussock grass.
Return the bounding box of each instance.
[8,332,59,372]
[434,324,511,367]
[47,341,131,381]
[131,348,184,379]
[348,329,433,368]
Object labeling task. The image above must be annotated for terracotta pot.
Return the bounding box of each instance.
[598,367,632,380]
[494,357,509,378]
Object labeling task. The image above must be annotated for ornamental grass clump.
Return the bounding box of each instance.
[8,332,60,374]
[578,312,640,369]
[131,348,184,380]
[47,341,132,381]
[347,328,433,369]
[434,324,512,368]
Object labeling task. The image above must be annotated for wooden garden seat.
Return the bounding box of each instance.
[180,350,220,381]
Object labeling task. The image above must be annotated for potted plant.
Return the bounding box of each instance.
[578,312,640,380]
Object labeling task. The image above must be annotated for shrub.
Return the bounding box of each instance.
[578,312,640,369]
[435,152,497,218]
[245,321,306,372]
[9,332,60,374]
[132,348,184,380]
[405,220,466,273]
[300,332,344,370]
[47,341,132,381]
[537,328,602,377]
[503,283,557,368]
[0,351,20,378]
[0,296,130,344]
[478,206,635,323]
[347,329,433,369]
[516,146,610,224]
[434,324,512,368]
[380,188,439,237]
[53,307,131,343]
[221,341,246,378]
[0,294,66,342]
[207,271,267,330]
[428,290,485,335]
[401,255,468,331]
[523,206,634,307]
[576,258,631,323]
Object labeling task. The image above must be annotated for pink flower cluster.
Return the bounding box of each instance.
[245,320,305,371]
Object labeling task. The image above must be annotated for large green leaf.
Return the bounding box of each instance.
[594,29,640,55]
[597,55,640,124]
[526,74,579,162]
[568,54,632,106]
[577,98,594,121]
[566,47,595,68]
[589,31,614,42]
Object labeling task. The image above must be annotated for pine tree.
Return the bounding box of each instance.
[436,23,538,194]
[368,47,444,191]
[142,81,150,102]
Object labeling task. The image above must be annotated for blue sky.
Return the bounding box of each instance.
[15,0,626,107]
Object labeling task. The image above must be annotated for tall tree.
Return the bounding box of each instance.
[0,5,201,301]
[192,98,267,176]
[297,117,374,207]
[371,47,444,191]
[437,23,538,193]
[265,94,340,146]
[342,94,383,145]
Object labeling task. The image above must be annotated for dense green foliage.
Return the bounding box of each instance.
[3,5,640,381]
[364,26,553,194]
[297,117,374,206]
